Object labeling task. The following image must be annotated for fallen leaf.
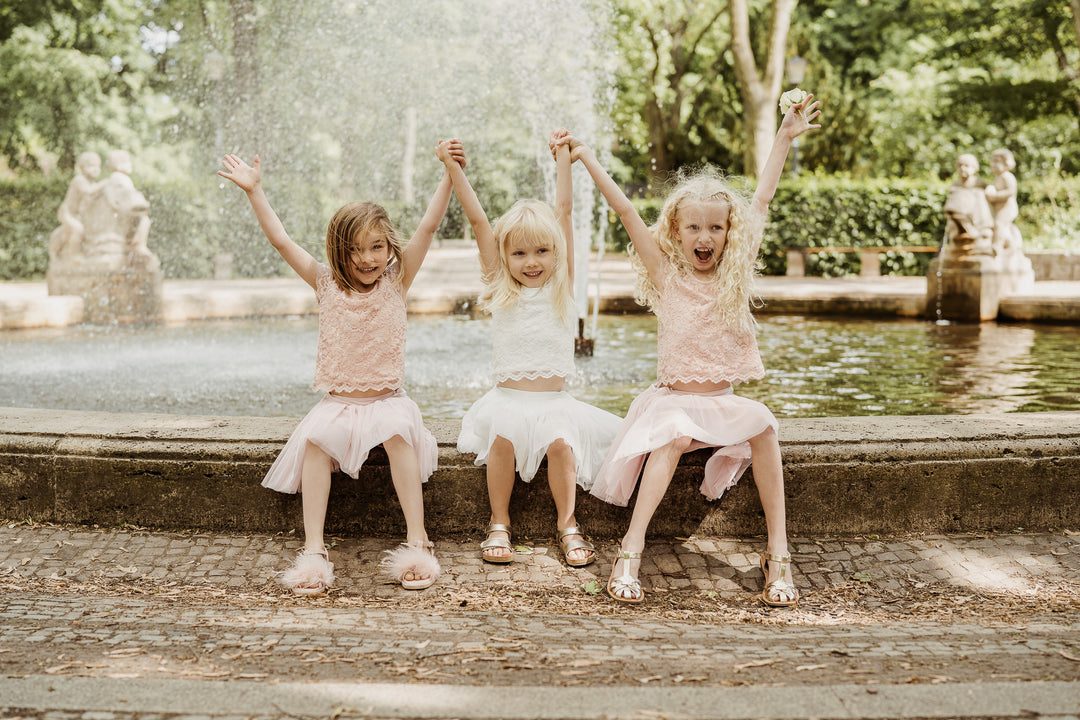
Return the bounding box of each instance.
[733,659,779,671]
[851,572,872,583]
[795,664,828,672]
[1059,650,1080,662]
[581,580,601,595]
[639,675,663,683]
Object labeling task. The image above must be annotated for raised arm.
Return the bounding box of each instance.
[436,139,498,278]
[218,154,318,289]
[552,130,574,284]
[400,163,454,294]
[563,134,667,290]
[751,95,822,219]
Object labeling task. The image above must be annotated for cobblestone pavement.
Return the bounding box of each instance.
[2,523,1079,719]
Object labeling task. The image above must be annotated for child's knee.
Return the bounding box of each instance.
[491,435,514,454]
[667,435,694,454]
[547,438,573,460]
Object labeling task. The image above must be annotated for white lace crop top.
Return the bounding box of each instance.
[491,284,576,382]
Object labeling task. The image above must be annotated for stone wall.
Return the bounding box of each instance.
[1026,251,1080,281]
[2,407,1079,538]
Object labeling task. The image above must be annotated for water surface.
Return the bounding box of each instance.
[2,314,1077,419]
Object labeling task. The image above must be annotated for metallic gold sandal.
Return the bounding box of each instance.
[480,523,514,564]
[556,525,596,567]
[606,549,644,604]
[760,552,800,607]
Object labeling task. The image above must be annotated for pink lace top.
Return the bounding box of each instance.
[491,284,576,382]
[656,268,764,385]
[312,263,406,392]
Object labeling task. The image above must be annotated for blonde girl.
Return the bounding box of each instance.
[436,135,621,567]
[560,95,822,606]
[218,145,459,595]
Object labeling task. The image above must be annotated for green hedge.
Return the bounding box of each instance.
[4,173,1079,281]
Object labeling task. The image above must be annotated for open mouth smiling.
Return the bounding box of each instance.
[694,247,714,263]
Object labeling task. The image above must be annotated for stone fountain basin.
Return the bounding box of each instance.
[2,406,1077,538]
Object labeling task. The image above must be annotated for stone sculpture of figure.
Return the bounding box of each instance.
[78,149,155,266]
[48,152,103,261]
[942,153,995,258]
[984,148,1021,257]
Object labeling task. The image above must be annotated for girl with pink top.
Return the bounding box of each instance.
[436,135,621,568]
[218,145,459,595]
[558,95,821,606]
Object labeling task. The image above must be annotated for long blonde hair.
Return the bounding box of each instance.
[480,200,575,323]
[325,201,405,293]
[631,167,762,333]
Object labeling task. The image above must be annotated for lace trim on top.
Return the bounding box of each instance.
[491,285,576,383]
[312,263,407,392]
[656,268,764,385]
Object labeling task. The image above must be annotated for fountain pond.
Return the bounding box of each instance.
[2,314,1077,419]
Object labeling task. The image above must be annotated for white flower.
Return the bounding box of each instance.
[779,88,809,116]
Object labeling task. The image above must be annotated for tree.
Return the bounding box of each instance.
[0,0,155,171]
[730,0,797,175]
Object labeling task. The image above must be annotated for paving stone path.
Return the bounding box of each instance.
[2,523,1079,720]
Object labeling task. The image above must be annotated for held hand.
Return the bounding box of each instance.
[436,139,466,168]
[780,94,822,139]
[549,128,571,160]
[217,154,261,192]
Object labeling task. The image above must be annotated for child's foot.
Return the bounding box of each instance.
[760,551,800,607]
[556,525,596,567]
[279,547,335,596]
[480,523,514,564]
[606,544,644,604]
[381,540,441,590]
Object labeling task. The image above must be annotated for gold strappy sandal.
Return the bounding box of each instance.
[606,549,644,604]
[760,552,800,607]
[556,525,596,567]
[480,523,514,564]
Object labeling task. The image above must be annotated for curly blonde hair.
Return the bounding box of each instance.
[631,167,763,333]
[325,201,405,293]
[480,200,574,324]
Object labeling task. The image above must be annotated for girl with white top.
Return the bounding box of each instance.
[558,95,822,606]
[218,145,459,595]
[436,135,621,568]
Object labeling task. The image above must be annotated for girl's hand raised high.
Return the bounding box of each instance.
[218,154,261,193]
[779,94,822,140]
[436,139,466,168]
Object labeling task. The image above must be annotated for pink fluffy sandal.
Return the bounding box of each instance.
[279,548,335,596]
[380,541,441,590]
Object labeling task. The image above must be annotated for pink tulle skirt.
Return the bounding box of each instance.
[590,384,778,507]
[457,386,623,489]
[261,390,437,494]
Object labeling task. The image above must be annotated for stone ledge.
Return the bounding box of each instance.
[1,407,1078,538]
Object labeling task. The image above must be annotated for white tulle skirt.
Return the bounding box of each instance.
[457,387,623,489]
[261,390,437,494]
[590,384,778,507]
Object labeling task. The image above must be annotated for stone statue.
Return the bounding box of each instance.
[941,153,995,260]
[48,152,104,262]
[928,149,1034,321]
[46,150,163,323]
[984,148,1024,269]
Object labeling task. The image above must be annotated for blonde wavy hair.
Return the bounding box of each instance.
[325,201,405,293]
[480,199,574,323]
[631,167,763,333]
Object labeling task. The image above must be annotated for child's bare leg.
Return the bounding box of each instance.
[481,436,516,559]
[383,435,432,583]
[546,439,592,564]
[747,427,795,590]
[383,435,428,544]
[611,437,691,596]
[300,440,334,553]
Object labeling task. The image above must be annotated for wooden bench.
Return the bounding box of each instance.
[785,246,940,277]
